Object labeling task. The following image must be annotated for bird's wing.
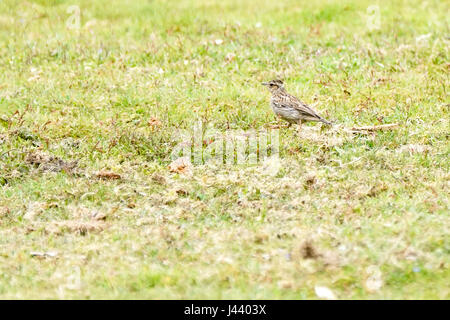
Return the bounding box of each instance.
[283,94,323,120]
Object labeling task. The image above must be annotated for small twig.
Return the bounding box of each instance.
[92,140,104,153]
[40,120,52,131]
[0,148,21,158]
[341,156,363,167]
[350,123,399,132]
[16,104,32,127]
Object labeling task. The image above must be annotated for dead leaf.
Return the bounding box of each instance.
[148,116,162,128]
[151,173,166,184]
[278,280,293,289]
[94,171,121,180]
[46,220,106,235]
[26,151,78,173]
[91,211,107,221]
[176,188,188,196]
[304,175,317,188]
[168,157,192,175]
[300,240,321,259]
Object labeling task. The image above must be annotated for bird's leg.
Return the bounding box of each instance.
[297,120,302,134]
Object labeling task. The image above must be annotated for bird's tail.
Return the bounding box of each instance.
[319,117,333,125]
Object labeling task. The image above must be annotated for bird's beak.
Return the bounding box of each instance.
[261,82,269,86]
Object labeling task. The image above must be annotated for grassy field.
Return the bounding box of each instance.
[0,0,449,299]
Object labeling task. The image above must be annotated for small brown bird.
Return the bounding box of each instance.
[262,79,332,129]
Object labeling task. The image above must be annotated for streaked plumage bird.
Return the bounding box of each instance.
[262,79,332,129]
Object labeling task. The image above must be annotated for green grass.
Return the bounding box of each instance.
[0,0,449,299]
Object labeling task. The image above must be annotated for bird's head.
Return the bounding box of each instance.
[262,79,285,93]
